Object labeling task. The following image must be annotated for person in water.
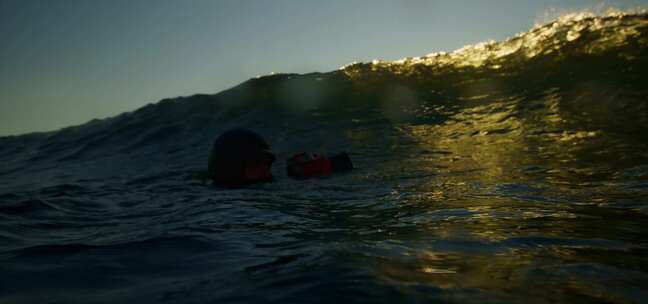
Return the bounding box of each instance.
[208,128,276,186]
[208,128,353,186]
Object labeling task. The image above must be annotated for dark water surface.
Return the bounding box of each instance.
[1,12,648,303]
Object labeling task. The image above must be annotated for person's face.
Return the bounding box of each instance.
[242,151,275,182]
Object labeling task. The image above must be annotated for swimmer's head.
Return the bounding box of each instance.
[208,128,275,186]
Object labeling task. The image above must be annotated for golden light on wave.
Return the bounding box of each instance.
[340,9,646,76]
[421,266,456,274]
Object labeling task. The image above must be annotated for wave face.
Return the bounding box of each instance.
[1,12,648,304]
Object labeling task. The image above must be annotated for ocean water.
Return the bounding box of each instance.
[1,12,648,304]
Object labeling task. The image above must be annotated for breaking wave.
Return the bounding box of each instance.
[1,11,647,304]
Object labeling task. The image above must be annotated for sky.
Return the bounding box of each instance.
[1,0,647,136]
